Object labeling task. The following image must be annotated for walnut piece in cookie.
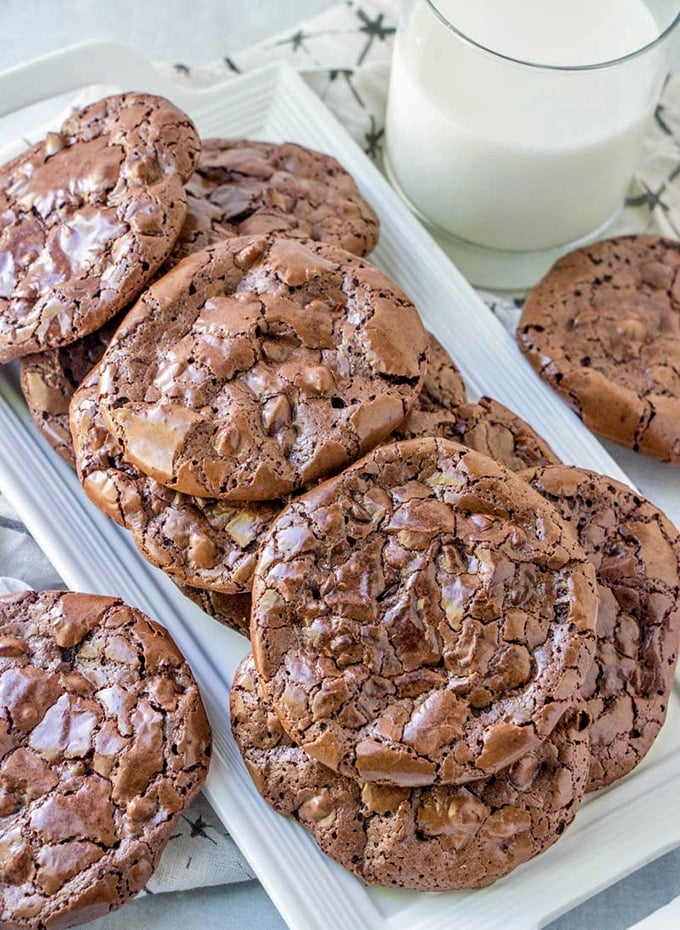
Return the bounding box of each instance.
[97,236,429,501]
[0,92,200,363]
[250,437,598,787]
[516,234,680,464]
[231,654,591,891]
[0,589,211,928]
[519,464,680,790]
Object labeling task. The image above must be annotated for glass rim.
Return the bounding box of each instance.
[424,0,680,71]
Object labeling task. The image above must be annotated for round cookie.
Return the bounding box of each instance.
[173,138,379,259]
[250,437,598,787]
[0,589,211,927]
[70,365,281,594]
[395,394,560,471]
[231,654,591,891]
[516,235,680,464]
[518,464,680,790]
[0,93,200,363]
[97,236,429,501]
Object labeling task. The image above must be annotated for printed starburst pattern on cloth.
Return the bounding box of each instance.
[615,74,680,240]
[167,0,400,162]
[139,796,255,895]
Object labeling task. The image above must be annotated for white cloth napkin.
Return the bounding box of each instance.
[2,0,680,904]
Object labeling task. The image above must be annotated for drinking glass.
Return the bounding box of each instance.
[384,0,680,288]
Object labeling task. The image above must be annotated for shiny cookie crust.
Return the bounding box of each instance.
[0,590,211,928]
[0,93,199,363]
[250,437,598,787]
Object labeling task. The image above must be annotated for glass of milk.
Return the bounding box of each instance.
[384,0,680,289]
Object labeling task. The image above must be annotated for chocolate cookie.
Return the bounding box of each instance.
[70,366,281,594]
[98,236,429,501]
[516,235,680,464]
[0,589,211,927]
[0,93,200,364]
[250,437,598,787]
[519,465,680,790]
[395,394,560,471]
[173,138,379,259]
[178,586,251,638]
[231,655,590,891]
[19,314,122,467]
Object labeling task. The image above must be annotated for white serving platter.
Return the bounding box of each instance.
[0,43,678,930]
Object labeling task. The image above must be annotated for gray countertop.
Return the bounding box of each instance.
[0,1,338,70]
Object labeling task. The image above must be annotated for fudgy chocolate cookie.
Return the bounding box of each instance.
[250,437,598,787]
[173,138,379,259]
[0,93,200,364]
[395,394,560,472]
[70,366,281,594]
[231,655,590,891]
[516,235,680,464]
[177,586,252,638]
[0,589,211,928]
[98,236,429,501]
[19,315,122,467]
[519,465,680,790]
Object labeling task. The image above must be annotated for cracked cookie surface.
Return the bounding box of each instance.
[395,393,560,471]
[172,138,379,259]
[519,465,680,790]
[250,437,598,787]
[0,589,211,928]
[231,654,590,891]
[70,365,281,594]
[516,235,680,464]
[0,93,199,363]
[97,235,428,501]
[399,331,468,417]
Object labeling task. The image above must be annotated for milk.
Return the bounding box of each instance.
[385,0,664,252]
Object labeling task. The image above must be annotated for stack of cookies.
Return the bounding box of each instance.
[1,90,679,901]
[3,91,561,636]
[233,438,599,890]
[232,439,680,890]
